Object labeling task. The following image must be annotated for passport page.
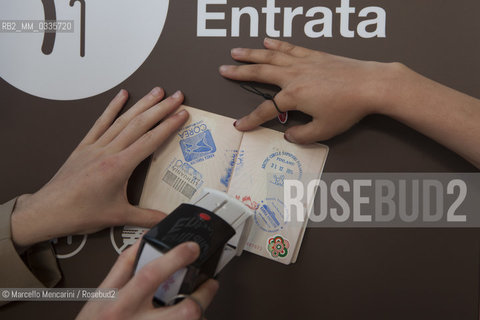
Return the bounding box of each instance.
[140,106,329,264]
[228,127,328,264]
[140,106,243,213]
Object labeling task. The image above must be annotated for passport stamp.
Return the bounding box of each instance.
[254,197,286,233]
[178,121,217,164]
[162,158,204,199]
[262,151,303,187]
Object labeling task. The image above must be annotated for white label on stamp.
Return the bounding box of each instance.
[135,243,187,303]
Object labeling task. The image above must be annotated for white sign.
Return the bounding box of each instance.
[0,0,169,100]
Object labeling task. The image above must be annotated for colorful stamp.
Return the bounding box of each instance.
[267,235,290,258]
[221,149,245,187]
[178,121,216,164]
[162,158,204,199]
[262,150,303,187]
[254,197,286,233]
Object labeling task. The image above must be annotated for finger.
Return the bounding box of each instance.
[175,280,219,316]
[97,87,165,146]
[121,109,189,169]
[109,91,184,152]
[234,90,296,131]
[80,89,129,145]
[231,47,292,66]
[99,240,141,289]
[219,64,285,86]
[154,279,219,320]
[123,206,166,229]
[284,119,324,144]
[119,242,200,307]
[263,37,313,58]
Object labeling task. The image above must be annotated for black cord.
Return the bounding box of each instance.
[240,84,282,113]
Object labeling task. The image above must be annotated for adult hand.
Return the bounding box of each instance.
[220,38,399,144]
[77,241,219,320]
[11,88,189,247]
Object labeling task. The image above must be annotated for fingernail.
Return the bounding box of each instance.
[172,90,182,99]
[284,132,294,143]
[264,37,273,45]
[234,119,242,128]
[186,241,200,252]
[177,110,187,117]
[231,48,244,56]
[151,87,162,97]
[219,65,231,73]
[233,120,237,127]
[209,279,220,291]
[116,89,125,98]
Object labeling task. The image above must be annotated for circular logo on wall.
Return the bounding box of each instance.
[0,0,169,100]
[110,226,147,254]
[51,234,88,259]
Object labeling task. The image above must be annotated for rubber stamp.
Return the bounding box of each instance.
[134,188,253,306]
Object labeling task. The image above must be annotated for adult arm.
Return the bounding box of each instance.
[11,88,189,248]
[1,88,188,295]
[219,38,480,169]
[77,241,218,320]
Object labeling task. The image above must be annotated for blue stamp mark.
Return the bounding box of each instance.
[254,197,286,233]
[220,149,245,188]
[262,150,302,187]
[162,158,204,199]
[178,121,216,164]
[270,174,285,186]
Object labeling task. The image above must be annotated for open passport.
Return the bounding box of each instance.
[139,106,329,264]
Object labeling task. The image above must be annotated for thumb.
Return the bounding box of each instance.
[284,120,326,144]
[125,206,166,228]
